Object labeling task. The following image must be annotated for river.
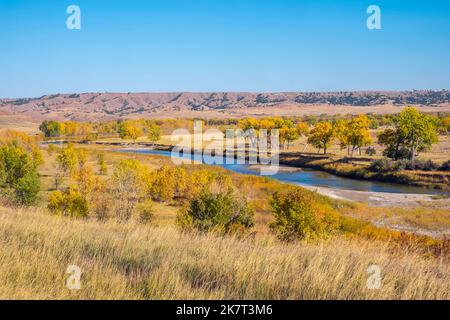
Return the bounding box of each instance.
[117,149,444,198]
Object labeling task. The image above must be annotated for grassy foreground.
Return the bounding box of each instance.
[0,205,448,300]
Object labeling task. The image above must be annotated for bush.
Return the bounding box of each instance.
[365,147,376,156]
[97,153,107,175]
[177,188,254,234]
[410,159,440,171]
[14,173,40,205]
[48,189,89,218]
[369,158,396,173]
[149,165,177,202]
[0,143,41,205]
[369,158,440,173]
[440,160,450,171]
[270,188,339,241]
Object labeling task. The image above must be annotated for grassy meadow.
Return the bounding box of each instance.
[1,205,448,300]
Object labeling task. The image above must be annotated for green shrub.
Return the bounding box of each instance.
[177,188,254,234]
[440,160,450,171]
[0,143,41,205]
[270,187,339,241]
[369,158,396,173]
[410,159,440,171]
[14,173,40,205]
[365,147,376,156]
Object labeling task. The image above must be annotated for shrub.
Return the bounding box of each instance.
[369,158,395,173]
[186,169,233,200]
[369,158,440,173]
[97,153,107,175]
[14,173,40,205]
[177,188,254,234]
[48,189,89,218]
[411,159,440,171]
[269,187,339,241]
[149,165,177,202]
[440,160,450,171]
[365,147,376,156]
[135,199,154,224]
[0,143,41,205]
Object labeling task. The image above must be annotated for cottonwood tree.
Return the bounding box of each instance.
[378,107,437,164]
[56,144,78,176]
[39,120,62,138]
[118,121,142,143]
[0,143,41,205]
[335,115,372,156]
[307,122,334,154]
[147,123,161,145]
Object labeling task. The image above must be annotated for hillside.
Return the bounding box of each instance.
[0,206,448,299]
[1,91,449,122]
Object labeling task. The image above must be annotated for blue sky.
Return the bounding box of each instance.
[1,0,449,98]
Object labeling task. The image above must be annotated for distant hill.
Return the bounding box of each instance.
[1,91,449,121]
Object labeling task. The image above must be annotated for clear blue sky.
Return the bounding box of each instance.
[1,0,449,98]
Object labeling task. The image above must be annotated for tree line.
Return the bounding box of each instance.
[38,107,447,165]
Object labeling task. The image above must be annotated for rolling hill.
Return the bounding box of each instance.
[1,90,449,122]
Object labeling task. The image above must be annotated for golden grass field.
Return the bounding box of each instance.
[0,205,448,300]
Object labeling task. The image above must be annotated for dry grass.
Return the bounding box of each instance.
[0,205,448,300]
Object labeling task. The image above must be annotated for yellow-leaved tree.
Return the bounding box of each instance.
[307,122,334,154]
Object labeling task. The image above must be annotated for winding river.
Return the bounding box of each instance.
[118,149,444,197]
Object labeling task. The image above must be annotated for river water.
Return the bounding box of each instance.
[118,149,444,195]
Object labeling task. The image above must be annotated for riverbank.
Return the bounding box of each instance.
[278,153,450,192]
[120,148,447,208]
[40,142,450,239]
[43,139,450,192]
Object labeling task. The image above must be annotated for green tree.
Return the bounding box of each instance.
[377,128,409,160]
[0,143,41,205]
[39,120,62,138]
[177,188,254,234]
[378,107,438,163]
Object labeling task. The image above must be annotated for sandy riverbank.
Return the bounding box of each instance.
[302,185,439,207]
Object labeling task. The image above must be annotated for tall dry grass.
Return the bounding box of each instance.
[0,205,448,300]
